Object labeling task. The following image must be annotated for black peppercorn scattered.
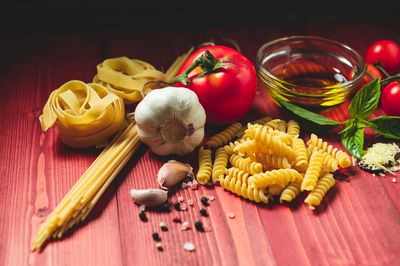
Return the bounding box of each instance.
[194,220,204,232]
[200,196,209,206]
[139,211,147,222]
[173,202,180,211]
[199,208,208,217]
[152,233,161,241]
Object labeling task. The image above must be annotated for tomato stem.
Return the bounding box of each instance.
[372,62,400,85]
[373,62,391,78]
[381,74,400,85]
[171,50,245,85]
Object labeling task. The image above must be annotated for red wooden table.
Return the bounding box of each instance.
[1,19,400,266]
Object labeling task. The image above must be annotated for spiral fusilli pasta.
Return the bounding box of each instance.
[291,137,308,172]
[236,116,273,138]
[199,117,349,210]
[224,139,242,155]
[276,119,287,132]
[221,167,269,204]
[263,119,280,130]
[279,178,303,203]
[307,134,351,168]
[286,120,300,138]
[301,151,323,191]
[233,139,261,157]
[249,169,303,189]
[321,152,339,172]
[196,146,213,185]
[253,153,291,170]
[229,154,263,175]
[206,122,243,148]
[212,147,229,183]
[304,171,335,210]
[245,124,296,161]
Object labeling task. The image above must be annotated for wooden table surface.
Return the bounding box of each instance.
[1,19,400,266]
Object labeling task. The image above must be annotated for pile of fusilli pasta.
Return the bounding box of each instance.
[196,117,352,210]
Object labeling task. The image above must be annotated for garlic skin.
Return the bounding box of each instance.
[135,87,206,156]
[157,160,194,189]
[130,188,168,207]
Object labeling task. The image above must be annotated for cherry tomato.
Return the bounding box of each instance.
[348,63,382,91]
[381,81,400,116]
[174,45,257,124]
[365,40,400,74]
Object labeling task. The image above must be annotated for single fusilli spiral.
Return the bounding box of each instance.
[206,122,243,148]
[279,178,303,203]
[249,168,303,189]
[291,138,308,172]
[307,134,351,168]
[286,120,300,138]
[229,154,263,175]
[212,147,229,183]
[267,184,284,200]
[220,167,269,204]
[301,151,323,191]
[321,152,338,172]
[253,153,291,170]
[304,172,335,210]
[196,146,213,185]
[276,119,287,132]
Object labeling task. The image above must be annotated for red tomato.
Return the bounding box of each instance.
[381,81,400,116]
[173,45,257,124]
[348,63,382,91]
[365,40,400,74]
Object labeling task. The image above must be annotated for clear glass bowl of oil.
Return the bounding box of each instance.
[256,36,365,111]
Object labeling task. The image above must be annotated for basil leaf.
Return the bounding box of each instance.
[348,78,380,119]
[365,116,400,140]
[277,98,344,134]
[341,125,365,159]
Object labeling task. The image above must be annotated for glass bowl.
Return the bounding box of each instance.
[256,36,365,111]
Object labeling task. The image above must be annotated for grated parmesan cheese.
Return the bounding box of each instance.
[359,143,400,174]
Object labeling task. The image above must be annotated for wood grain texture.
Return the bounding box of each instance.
[1,19,400,266]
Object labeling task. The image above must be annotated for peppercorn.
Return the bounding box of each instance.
[199,208,208,217]
[173,202,180,211]
[160,222,168,231]
[200,196,209,206]
[194,221,204,232]
[156,243,163,251]
[138,211,147,222]
[152,233,161,241]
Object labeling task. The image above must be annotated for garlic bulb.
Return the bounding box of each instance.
[134,87,206,156]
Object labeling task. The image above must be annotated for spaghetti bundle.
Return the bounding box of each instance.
[31,122,141,251]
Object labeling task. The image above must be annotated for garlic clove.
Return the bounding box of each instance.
[130,188,168,207]
[157,160,194,189]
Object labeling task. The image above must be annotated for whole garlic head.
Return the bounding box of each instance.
[134,86,206,156]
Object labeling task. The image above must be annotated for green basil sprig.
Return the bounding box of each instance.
[277,78,400,160]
